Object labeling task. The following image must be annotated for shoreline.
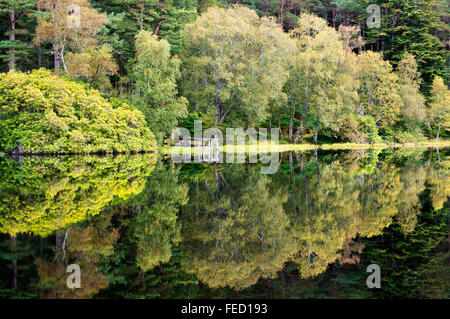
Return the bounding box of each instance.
[1,140,448,158]
[161,140,450,154]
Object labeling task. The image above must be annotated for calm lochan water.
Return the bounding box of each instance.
[0,148,448,299]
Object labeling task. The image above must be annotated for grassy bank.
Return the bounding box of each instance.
[161,139,450,155]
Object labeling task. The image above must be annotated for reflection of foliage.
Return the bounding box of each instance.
[36,211,121,299]
[36,259,109,299]
[282,151,446,279]
[289,159,362,278]
[0,150,447,298]
[182,168,297,290]
[67,213,120,263]
[178,151,448,289]
[0,154,156,236]
[427,156,450,211]
[360,205,449,299]
[133,161,189,272]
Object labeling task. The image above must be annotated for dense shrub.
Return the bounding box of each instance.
[0,69,156,154]
[357,116,383,144]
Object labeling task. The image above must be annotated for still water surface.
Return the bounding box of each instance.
[0,148,448,298]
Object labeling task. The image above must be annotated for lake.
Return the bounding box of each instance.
[0,147,448,299]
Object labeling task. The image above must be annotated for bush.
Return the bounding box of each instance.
[0,69,156,154]
[357,116,383,144]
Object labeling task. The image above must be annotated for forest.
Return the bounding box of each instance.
[0,0,449,154]
[0,0,449,302]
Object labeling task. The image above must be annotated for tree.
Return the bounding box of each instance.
[34,0,107,70]
[286,13,359,143]
[121,0,198,52]
[357,51,402,134]
[395,54,426,134]
[181,5,294,127]
[428,76,450,139]
[154,0,198,53]
[65,44,118,89]
[131,30,188,141]
[362,0,448,92]
[0,0,35,70]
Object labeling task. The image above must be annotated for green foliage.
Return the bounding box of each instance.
[361,0,448,92]
[131,30,188,142]
[285,13,359,143]
[181,5,294,127]
[0,69,156,154]
[428,76,450,139]
[357,116,382,144]
[0,154,157,236]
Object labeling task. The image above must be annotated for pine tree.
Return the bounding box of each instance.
[362,0,448,92]
[0,0,35,71]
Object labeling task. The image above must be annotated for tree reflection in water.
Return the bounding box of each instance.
[0,149,448,298]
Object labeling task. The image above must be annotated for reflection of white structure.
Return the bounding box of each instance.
[173,137,220,163]
[173,137,219,148]
[202,143,220,163]
[171,121,280,174]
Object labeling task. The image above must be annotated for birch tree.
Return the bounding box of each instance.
[34,0,107,70]
[428,76,449,139]
[181,5,294,127]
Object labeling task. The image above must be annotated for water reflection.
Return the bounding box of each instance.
[0,149,448,298]
[0,154,157,236]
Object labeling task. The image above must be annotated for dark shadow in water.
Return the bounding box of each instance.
[0,148,448,298]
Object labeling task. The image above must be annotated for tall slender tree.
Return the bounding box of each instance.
[0,0,35,70]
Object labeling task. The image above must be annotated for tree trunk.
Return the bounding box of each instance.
[139,0,144,30]
[193,78,198,112]
[314,114,319,144]
[214,79,222,126]
[11,236,17,290]
[294,111,305,144]
[8,9,15,71]
[54,49,61,69]
[436,122,441,140]
[294,83,309,143]
[61,47,67,72]
[289,106,295,142]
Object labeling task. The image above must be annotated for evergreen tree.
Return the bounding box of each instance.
[362,0,448,92]
[0,0,35,70]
